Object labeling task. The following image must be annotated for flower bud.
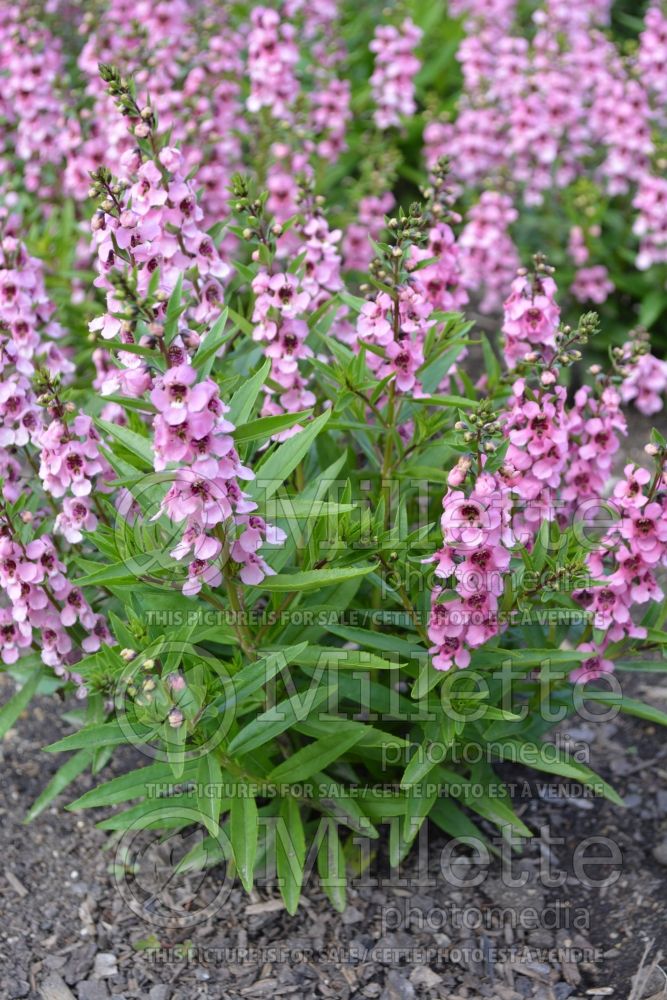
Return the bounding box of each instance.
[168,708,184,728]
[167,672,186,692]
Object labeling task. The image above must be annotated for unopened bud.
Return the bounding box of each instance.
[167,672,186,692]
[120,648,136,662]
[645,443,660,456]
[168,708,184,728]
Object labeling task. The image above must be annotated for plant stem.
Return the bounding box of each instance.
[222,566,255,659]
[378,554,429,645]
[381,382,396,528]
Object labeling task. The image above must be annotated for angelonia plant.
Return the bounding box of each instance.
[0,0,665,914]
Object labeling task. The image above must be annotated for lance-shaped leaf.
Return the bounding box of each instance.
[230,781,259,892]
[276,796,306,914]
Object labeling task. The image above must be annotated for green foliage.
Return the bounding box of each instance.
[22,299,663,914]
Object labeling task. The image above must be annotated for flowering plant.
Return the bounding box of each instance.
[0,0,665,914]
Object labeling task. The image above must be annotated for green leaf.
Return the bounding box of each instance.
[227,684,336,757]
[325,624,423,657]
[410,393,478,409]
[67,759,200,810]
[312,772,379,837]
[260,563,375,593]
[395,782,438,863]
[263,499,357,520]
[214,643,309,715]
[577,692,667,728]
[227,359,271,425]
[230,781,258,893]
[430,799,499,856]
[269,729,365,784]
[197,754,223,837]
[96,791,211,830]
[639,288,666,329]
[163,273,185,344]
[436,766,533,837]
[193,309,234,378]
[227,307,255,337]
[292,644,401,671]
[276,796,306,914]
[234,410,311,444]
[0,669,41,740]
[400,739,441,790]
[25,749,93,822]
[250,410,331,499]
[45,720,157,753]
[74,560,141,587]
[316,819,346,911]
[95,419,153,469]
[495,741,624,807]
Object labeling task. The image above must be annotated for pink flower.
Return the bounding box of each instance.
[569,643,614,683]
[55,498,98,544]
[369,19,422,130]
[151,365,216,427]
[502,270,560,368]
[620,353,667,416]
[356,295,393,341]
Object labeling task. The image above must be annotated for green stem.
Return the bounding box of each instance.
[381,382,396,529]
[378,554,429,645]
[222,566,255,659]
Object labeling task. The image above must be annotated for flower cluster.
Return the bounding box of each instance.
[0,223,74,499]
[251,269,316,431]
[458,192,519,314]
[0,525,111,687]
[428,468,513,671]
[422,0,667,313]
[572,457,667,679]
[501,264,560,368]
[369,19,422,130]
[0,8,69,196]
[620,352,667,417]
[151,363,285,593]
[247,7,300,121]
[89,145,230,365]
